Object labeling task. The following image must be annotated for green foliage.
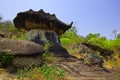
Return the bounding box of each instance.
[60,27,85,46]
[44,41,51,51]
[85,33,120,68]
[0,20,28,40]
[17,65,66,80]
[0,52,14,67]
[40,65,65,80]
[86,33,120,50]
[0,16,2,21]
[42,52,57,64]
[86,33,100,40]
[86,33,111,49]
[117,33,120,39]
[17,66,30,79]
[61,27,77,38]
[111,39,120,49]
[115,73,120,80]
[60,38,71,45]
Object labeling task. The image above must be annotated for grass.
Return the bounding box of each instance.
[42,52,58,64]
[17,65,66,80]
[115,73,120,80]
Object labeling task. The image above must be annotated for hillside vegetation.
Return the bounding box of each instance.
[60,27,120,69]
[0,20,120,80]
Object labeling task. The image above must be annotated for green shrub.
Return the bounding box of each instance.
[42,52,57,64]
[0,20,28,40]
[0,52,14,67]
[111,39,120,48]
[40,65,66,80]
[115,73,120,80]
[17,65,66,80]
[60,38,72,45]
[60,27,85,46]
[44,41,51,51]
[17,66,30,79]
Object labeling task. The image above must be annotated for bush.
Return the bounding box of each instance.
[60,27,85,46]
[0,52,14,67]
[42,52,57,64]
[60,38,72,45]
[0,20,28,40]
[17,65,66,80]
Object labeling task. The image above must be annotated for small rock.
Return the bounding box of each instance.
[81,53,104,66]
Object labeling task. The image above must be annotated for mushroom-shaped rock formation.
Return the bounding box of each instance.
[13,9,73,35]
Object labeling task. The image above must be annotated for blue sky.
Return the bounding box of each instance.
[0,0,120,39]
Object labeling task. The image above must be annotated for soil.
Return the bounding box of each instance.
[0,57,120,80]
[56,57,120,80]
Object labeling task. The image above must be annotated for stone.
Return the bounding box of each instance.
[0,38,45,68]
[49,44,70,58]
[27,29,60,45]
[73,43,95,53]
[73,42,113,59]
[13,9,73,59]
[82,42,113,58]
[80,53,104,66]
[72,43,104,66]
[13,9,73,35]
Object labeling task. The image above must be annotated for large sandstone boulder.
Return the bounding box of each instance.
[0,38,45,68]
[13,9,73,35]
[72,43,104,66]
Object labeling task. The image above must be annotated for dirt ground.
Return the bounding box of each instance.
[0,58,120,80]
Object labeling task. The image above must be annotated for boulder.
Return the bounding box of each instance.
[49,44,70,58]
[72,43,104,66]
[0,38,45,68]
[27,29,60,45]
[13,9,73,35]
[13,9,73,59]
[82,42,113,57]
[73,42,113,59]
[80,53,104,66]
[73,43,95,53]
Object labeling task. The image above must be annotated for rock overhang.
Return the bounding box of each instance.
[13,9,73,35]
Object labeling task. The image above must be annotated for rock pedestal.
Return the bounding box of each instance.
[28,29,60,45]
[28,29,70,58]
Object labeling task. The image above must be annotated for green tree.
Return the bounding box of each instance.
[60,27,77,39]
[117,33,120,39]
[0,19,28,40]
[86,33,100,40]
[86,33,108,48]
[0,16,2,21]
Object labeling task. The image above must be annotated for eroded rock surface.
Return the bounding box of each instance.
[13,9,73,35]
[27,29,60,45]
[0,38,45,68]
[56,57,117,80]
[82,42,113,57]
[49,44,70,58]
